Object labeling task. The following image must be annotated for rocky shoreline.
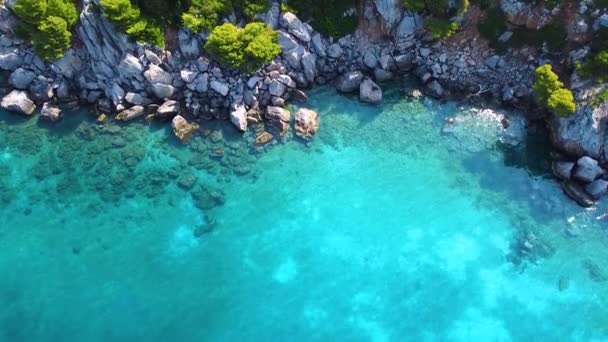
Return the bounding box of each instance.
[1,0,608,206]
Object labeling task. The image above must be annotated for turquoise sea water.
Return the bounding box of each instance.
[2,84,608,341]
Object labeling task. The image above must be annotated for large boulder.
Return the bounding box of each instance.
[118,53,143,79]
[360,78,383,104]
[266,106,290,137]
[335,71,364,93]
[294,108,319,141]
[9,67,36,89]
[1,90,36,115]
[39,102,62,122]
[279,12,310,42]
[230,104,248,132]
[278,31,298,51]
[301,52,316,83]
[269,79,287,97]
[172,115,199,143]
[550,104,606,160]
[144,64,173,85]
[151,83,175,99]
[156,100,180,120]
[573,156,604,183]
[395,12,422,50]
[115,105,145,121]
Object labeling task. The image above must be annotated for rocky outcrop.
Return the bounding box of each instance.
[549,104,607,160]
[156,100,180,120]
[172,115,199,143]
[499,0,553,29]
[294,108,319,141]
[1,90,36,115]
[573,156,604,183]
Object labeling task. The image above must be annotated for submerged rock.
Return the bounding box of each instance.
[562,181,595,207]
[40,102,62,122]
[552,161,574,180]
[294,108,319,141]
[172,115,199,143]
[1,90,36,115]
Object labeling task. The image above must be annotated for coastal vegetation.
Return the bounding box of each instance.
[283,0,358,37]
[204,22,281,72]
[99,0,165,47]
[403,0,469,39]
[533,64,576,117]
[11,0,78,60]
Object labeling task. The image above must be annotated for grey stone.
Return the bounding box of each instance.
[1,90,36,115]
[573,156,604,183]
[210,79,229,96]
[585,179,608,200]
[498,31,513,43]
[118,54,143,79]
[364,50,378,69]
[278,31,298,51]
[180,69,199,83]
[286,45,305,70]
[144,64,173,85]
[29,76,53,103]
[9,67,35,89]
[394,53,414,71]
[359,78,382,104]
[552,161,574,180]
[335,71,364,93]
[178,28,200,59]
[145,50,162,65]
[124,92,152,106]
[230,104,248,131]
[301,52,317,83]
[116,105,145,121]
[311,33,326,57]
[151,83,175,99]
[327,44,344,59]
[374,68,393,82]
[0,48,23,70]
[53,49,82,79]
[269,79,287,96]
[279,12,310,42]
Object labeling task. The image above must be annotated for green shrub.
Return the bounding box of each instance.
[425,17,459,39]
[233,0,270,19]
[11,0,77,60]
[204,22,281,72]
[593,88,608,107]
[403,0,426,11]
[427,0,448,17]
[533,64,563,105]
[240,22,281,72]
[181,0,232,33]
[204,23,244,68]
[547,88,576,117]
[533,64,576,117]
[100,0,165,47]
[46,0,78,27]
[286,0,358,37]
[32,16,71,61]
[12,0,47,25]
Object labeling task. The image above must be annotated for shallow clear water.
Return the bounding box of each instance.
[2,85,608,341]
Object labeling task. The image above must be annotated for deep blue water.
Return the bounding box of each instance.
[1,85,608,341]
